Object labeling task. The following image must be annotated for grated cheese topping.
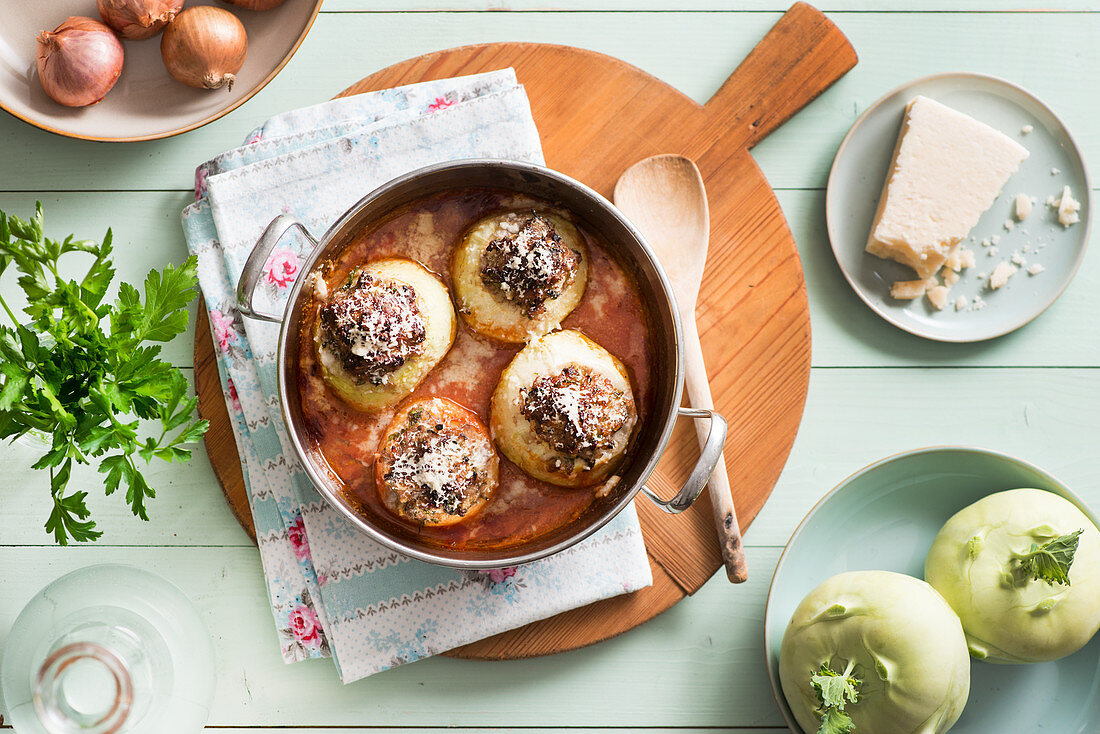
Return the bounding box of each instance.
[381,407,493,520]
[521,364,630,470]
[319,271,426,385]
[480,213,580,318]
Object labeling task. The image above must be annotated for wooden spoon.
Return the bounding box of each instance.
[614,154,748,584]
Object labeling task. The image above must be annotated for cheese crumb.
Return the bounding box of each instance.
[1028,263,1045,275]
[1021,124,1034,135]
[980,238,992,247]
[988,261,1018,290]
[972,295,987,310]
[1051,167,1062,175]
[1014,193,1033,221]
[1011,252,1027,267]
[926,285,950,310]
[944,269,960,286]
[1054,185,1081,227]
[1004,219,1015,232]
[955,295,968,311]
[890,279,929,300]
[988,247,999,256]
[945,248,974,272]
[991,235,1001,244]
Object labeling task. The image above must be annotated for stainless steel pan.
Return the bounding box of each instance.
[237,159,726,568]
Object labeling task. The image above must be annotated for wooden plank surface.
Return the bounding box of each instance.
[0,546,785,728]
[1,2,1097,732]
[4,368,1096,548]
[325,1,1100,9]
[1,187,1097,375]
[2,12,1099,193]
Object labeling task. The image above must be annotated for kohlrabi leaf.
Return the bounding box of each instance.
[811,661,860,734]
[817,707,855,734]
[1018,530,1084,586]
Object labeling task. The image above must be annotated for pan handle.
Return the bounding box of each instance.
[641,407,728,514]
[236,214,319,323]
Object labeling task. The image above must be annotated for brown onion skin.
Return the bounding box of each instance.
[221,0,287,10]
[160,6,247,92]
[97,0,185,40]
[36,17,124,107]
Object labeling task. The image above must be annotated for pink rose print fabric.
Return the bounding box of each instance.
[290,603,321,644]
[210,308,238,352]
[226,377,241,412]
[280,589,330,657]
[483,567,517,584]
[288,514,311,562]
[427,96,455,112]
[265,248,299,289]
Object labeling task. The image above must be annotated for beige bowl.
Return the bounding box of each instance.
[0,0,321,141]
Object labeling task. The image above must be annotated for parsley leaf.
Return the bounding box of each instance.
[811,661,860,734]
[1017,530,1084,586]
[0,203,207,544]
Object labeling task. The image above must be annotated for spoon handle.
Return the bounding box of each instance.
[680,313,749,584]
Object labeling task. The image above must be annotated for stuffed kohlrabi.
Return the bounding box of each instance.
[779,570,970,734]
[924,488,1100,664]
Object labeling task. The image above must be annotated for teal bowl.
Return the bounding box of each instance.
[764,446,1100,733]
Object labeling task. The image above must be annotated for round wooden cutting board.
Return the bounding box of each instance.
[194,2,856,660]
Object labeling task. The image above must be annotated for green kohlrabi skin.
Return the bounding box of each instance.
[779,570,970,734]
[924,488,1100,664]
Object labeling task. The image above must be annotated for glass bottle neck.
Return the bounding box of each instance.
[34,642,133,734]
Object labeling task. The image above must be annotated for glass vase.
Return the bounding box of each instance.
[1,564,215,733]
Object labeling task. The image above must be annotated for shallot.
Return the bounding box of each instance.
[97,0,185,40]
[222,0,287,9]
[36,17,124,108]
[160,6,248,92]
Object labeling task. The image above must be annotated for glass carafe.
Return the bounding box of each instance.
[1,564,215,733]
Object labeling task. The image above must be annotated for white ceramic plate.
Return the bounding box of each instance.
[765,447,1100,734]
[826,73,1091,342]
[0,0,321,141]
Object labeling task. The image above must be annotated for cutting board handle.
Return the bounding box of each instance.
[701,2,857,151]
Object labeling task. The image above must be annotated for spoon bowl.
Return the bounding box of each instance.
[614,154,711,309]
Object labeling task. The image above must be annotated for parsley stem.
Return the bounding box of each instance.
[0,292,17,326]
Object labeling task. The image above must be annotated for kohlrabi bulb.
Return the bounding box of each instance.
[924,488,1100,664]
[779,570,970,734]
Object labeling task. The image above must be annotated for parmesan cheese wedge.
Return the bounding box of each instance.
[866,96,1029,279]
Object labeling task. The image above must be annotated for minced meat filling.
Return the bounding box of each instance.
[520,364,629,469]
[480,213,580,318]
[319,271,426,385]
[382,412,483,520]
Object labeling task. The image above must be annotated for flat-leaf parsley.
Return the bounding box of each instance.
[0,203,208,544]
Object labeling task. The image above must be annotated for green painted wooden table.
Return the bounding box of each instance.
[1,2,1097,731]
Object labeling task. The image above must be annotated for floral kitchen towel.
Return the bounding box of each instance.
[180,69,652,683]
